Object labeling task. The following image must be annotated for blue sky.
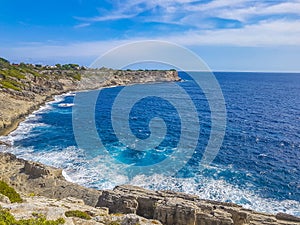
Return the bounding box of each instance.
[1,0,300,71]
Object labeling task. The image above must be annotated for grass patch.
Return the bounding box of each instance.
[0,58,10,68]
[108,222,121,225]
[17,67,40,77]
[0,208,65,225]
[65,210,91,220]
[0,68,26,80]
[0,79,22,91]
[0,181,22,203]
[71,72,81,81]
[28,193,35,197]
[7,68,26,79]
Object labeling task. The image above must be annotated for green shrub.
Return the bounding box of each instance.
[65,210,91,220]
[7,68,26,79]
[0,58,10,68]
[0,80,22,91]
[0,181,22,203]
[0,208,15,224]
[71,72,81,81]
[0,208,65,225]
[19,66,42,77]
[108,222,120,225]
[29,70,41,77]
[18,216,65,225]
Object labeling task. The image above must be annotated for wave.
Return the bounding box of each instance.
[0,119,49,145]
[4,142,298,217]
[0,93,70,145]
[129,174,300,216]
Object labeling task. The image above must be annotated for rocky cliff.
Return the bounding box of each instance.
[0,152,299,225]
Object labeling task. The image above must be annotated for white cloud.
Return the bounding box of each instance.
[74,0,300,34]
[167,19,300,46]
[75,0,200,24]
[4,19,300,65]
[74,23,91,28]
[76,13,137,22]
[8,40,126,59]
[4,1,300,63]
[217,1,300,21]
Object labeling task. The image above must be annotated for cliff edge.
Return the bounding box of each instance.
[0,152,299,225]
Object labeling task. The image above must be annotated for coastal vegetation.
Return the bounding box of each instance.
[0,181,65,224]
[0,181,22,203]
[0,208,65,225]
[64,210,91,220]
[0,57,83,91]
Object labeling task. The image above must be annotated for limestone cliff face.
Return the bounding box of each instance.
[0,153,299,225]
[0,68,179,135]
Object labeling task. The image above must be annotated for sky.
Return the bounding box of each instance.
[1,0,300,71]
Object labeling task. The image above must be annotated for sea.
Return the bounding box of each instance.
[0,72,299,216]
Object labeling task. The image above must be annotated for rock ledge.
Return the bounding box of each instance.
[0,152,299,225]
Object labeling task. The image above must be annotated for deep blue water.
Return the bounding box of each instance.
[1,72,300,216]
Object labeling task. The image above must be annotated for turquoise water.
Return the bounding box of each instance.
[1,72,300,216]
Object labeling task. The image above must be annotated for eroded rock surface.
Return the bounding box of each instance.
[0,195,162,225]
[1,152,299,225]
[0,152,100,207]
[97,185,300,225]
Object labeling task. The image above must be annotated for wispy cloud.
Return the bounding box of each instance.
[2,0,300,71]
[74,23,91,29]
[75,13,138,22]
[74,0,300,37]
[5,0,300,63]
[75,0,197,24]
[167,19,300,46]
[4,18,300,64]
[214,1,300,21]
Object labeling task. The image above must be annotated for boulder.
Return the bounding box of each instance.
[96,185,300,225]
[276,213,300,222]
[24,161,63,179]
[0,193,10,203]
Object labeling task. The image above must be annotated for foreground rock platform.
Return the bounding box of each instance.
[0,195,162,225]
[0,152,300,225]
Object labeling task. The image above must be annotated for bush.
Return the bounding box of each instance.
[0,208,65,225]
[108,222,120,225]
[7,68,26,79]
[71,73,81,81]
[0,80,22,91]
[0,208,15,224]
[0,58,10,68]
[65,210,91,220]
[0,181,22,203]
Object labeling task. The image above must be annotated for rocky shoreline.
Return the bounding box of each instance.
[0,66,179,135]
[1,63,300,224]
[0,152,300,225]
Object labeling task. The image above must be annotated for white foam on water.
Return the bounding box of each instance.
[21,144,299,216]
[2,139,300,217]
[0,118,49,145]
[0,93,70,145]
[12,145,130,190]
[128,173,300,216]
